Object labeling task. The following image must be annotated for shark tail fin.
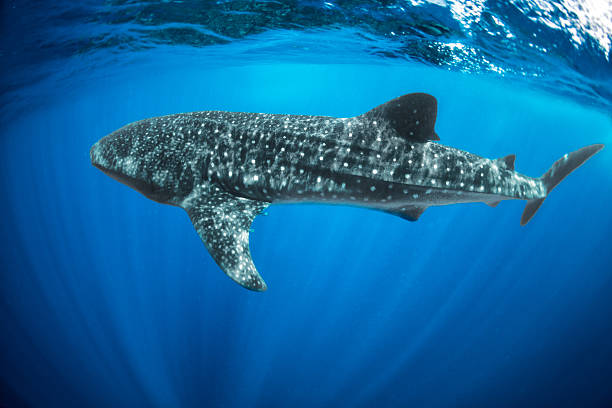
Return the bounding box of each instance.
[520,144,604,226]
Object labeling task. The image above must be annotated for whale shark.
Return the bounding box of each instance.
[91,93,604,291]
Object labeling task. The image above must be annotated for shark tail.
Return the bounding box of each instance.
[520,144,604,226]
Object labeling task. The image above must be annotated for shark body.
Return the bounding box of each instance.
[91,93,603,291]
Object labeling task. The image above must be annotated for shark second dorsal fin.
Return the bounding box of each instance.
[361,93,439,142]
[496,154,516,170]
[182,186,270,291]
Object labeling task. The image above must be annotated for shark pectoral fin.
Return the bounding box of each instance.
[486,200,501,207]
[386,205,427,221]
[182,189,270,291]
[361,93,438,142]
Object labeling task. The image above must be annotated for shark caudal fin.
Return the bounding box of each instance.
[520,144,604,225]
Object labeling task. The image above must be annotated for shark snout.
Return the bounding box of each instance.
[90,134,118,173]
[90,139,111,174]
[90,141,102,169]
[89,132,169,203]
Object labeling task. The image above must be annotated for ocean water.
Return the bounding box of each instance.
[1,1,612,407]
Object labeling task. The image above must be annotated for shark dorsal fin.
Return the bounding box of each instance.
[182,186,269,291]
[361,93,439,142]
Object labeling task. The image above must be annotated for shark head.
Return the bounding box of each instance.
[90,122,173,203]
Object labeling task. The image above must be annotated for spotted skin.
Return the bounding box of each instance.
[91,93,601,291]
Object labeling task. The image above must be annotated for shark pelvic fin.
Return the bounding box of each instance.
[387,205,427,221]
[182,187,269,291]
[361,93,438,142]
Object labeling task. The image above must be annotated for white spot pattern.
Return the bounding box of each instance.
[91,98,548,292]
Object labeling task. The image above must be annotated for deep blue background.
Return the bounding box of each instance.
[1,62,612,407]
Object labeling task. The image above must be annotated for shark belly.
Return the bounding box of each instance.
[221,141,532,213]
[227,137,532,208]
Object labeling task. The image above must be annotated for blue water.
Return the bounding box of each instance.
[1,1,612,407]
